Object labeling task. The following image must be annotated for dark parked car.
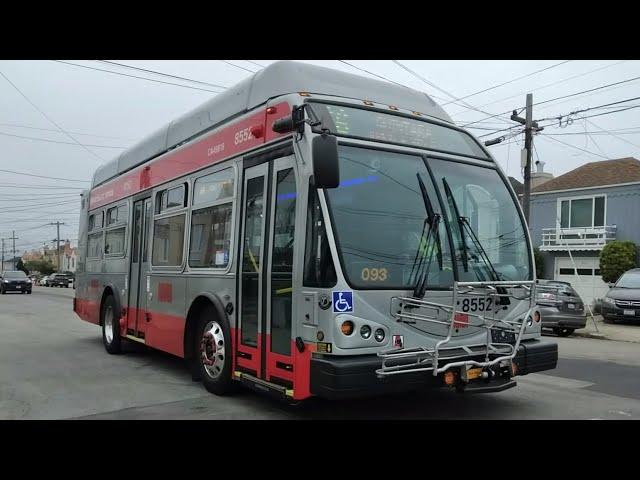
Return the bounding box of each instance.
[536,279,586,337]
[0,270,33,294]
[602,268,640,324]
[48,273,73,288]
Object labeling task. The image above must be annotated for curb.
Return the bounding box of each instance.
[572,331,607,340]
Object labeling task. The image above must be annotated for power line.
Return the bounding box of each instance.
[463,60,629,115]
[96,60,230,90]
[338,60,413,90]
[391,60,514,125]
[52,60,224,94]
[461,66,638,127]
[539,105,640,127]
[0,130,128,148]
[0,169,89,183]
[245,60,266,68]
[535,95,640,123]
[0,199,80,214]
[441,61,572,105]
[219,60,256,73]
[478,95,640,138]
[585,118,640,151]
[0,121,139,141]
[540,135,608,159]
[0,69,106,163]
[0,183,85,190]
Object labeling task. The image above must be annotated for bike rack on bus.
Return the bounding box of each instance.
[376,280,536,378]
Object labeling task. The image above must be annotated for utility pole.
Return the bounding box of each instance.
[50,222,65,272]
[510,94,543,227]
[9,231,18,271]
[1,238,4,273]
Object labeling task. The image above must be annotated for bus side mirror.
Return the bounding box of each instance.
[312,134,340,189]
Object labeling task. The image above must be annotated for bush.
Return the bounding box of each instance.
[600,241,637,283]
[533,247,545,279]
[24,259,55,276]
[16,258,29,275]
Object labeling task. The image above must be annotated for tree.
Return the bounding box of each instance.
[600,241,637,283]
[16,258,29,275]
[24,259,55,276]
[533,247,545,279]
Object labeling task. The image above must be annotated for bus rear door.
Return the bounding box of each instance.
[128,196,152,339]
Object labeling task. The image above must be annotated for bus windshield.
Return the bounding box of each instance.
[324,146,531,290]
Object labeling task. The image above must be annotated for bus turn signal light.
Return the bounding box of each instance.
[341,321,354,336]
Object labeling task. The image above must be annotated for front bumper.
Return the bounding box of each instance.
[539,305,587,329]
[2,284,32,292]
[602,304,640,321]
[310,339,558,399]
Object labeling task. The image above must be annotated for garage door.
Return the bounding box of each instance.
[555,257,609,306]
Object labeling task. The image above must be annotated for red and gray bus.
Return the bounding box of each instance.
[74,61,557,401]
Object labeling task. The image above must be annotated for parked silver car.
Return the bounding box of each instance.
[602,268,640,324]
[537,280,587,337]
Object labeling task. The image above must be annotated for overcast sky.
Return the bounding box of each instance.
[1,59,639,253]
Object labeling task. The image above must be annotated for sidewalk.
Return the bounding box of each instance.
[572,314,640,343]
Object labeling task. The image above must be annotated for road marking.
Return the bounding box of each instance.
[518,373,594,389]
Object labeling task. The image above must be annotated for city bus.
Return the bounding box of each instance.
[74,61,558,401]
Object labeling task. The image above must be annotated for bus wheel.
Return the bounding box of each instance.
[101,295,122,354]
[196,306,235,395]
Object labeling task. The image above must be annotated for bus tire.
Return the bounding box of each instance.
[196,305,235,396]
[101,295,122,354]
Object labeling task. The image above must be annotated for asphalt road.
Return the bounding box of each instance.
[1,286,639,420]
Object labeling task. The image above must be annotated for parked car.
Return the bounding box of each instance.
[0,270,33,294]
[602,268,640,324]
[39,276,49,286]
[48,273,73,288]
[536,279,587,337]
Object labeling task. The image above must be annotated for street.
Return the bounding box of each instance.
[1,286,639,420]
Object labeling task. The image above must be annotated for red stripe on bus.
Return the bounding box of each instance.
[89,102,292,209]
[74,298,100,325]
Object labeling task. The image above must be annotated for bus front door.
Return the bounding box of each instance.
[237,156,298,392]
[128,197,152,340]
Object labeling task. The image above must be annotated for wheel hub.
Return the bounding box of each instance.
[200,321,225,379]
[104,306,114,344]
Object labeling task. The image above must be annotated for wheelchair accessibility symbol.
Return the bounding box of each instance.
[332,291,353,313]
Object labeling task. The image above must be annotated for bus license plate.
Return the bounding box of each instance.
[467,367,482,380]
[624,309,635,316]
[491,328,516,344]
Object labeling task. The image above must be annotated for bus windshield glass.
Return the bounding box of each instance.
[308,103,488,159]
[428,158,531,282]
[325,146,454,289]
[324,146,531,289]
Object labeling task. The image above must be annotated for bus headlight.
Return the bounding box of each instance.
[374,328,385,342]
[360,325,372,339]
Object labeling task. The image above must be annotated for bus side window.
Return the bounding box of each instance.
[303,182,336,287]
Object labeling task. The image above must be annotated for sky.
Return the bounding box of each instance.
[1,59,639,254]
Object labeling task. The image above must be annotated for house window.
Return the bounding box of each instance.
[559,195,605,228]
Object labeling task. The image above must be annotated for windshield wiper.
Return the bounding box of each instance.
[442,177,502,283]
[409,173,442,298]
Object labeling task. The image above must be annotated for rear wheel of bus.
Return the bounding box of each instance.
[101,295,122,354]
[196,305,235,395]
